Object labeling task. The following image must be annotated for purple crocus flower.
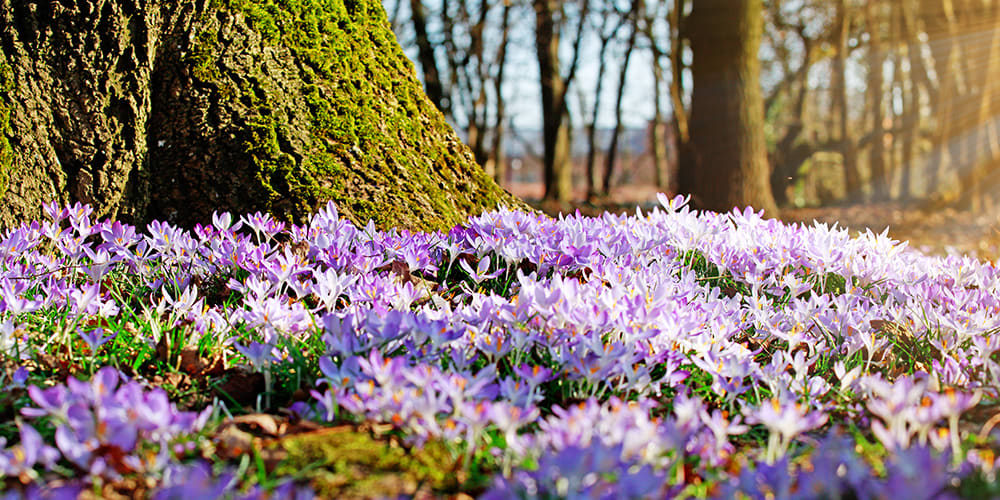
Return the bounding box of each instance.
[0,423,60,477]
[10,367,28,388]
[77,327,115,355]
[154,461,239,500]
[234,341,276,372]
[459,255,504,284]
[745,396,828,464]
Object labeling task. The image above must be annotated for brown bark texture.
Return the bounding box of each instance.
[679,0,778,216]
[0,0,525,232]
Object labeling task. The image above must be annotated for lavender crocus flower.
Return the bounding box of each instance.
[745,396,828,464]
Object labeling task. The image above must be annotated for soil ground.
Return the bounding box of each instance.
[508,183,1000,262]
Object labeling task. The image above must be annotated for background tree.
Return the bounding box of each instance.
[533,0,589,204]
[396,0,519,183]
[580,3,624,201]
[601,0,641,197]
[0,0,524,231]
[639,0,673,192]
[385,0,1000,214]
[678,0,778,215]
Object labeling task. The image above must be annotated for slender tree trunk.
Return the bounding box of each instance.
[899,0,925,201]
[866,1,888,201]
[533,0,587,204]
[602,2,639,195]
[678,0,777,215]
[489,0,511,185]
[639,0,671,191]
[651,49,670,190]
[834,0,862,202]
[669,0,690,198]
[464,0,491,168]
[388,0,404,32]
[970,1,1000,210]
[584,17,615,201]
[924,0,960,198]
[409,0,448,116]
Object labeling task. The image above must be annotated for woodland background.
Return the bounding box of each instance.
[386,0,1000,220]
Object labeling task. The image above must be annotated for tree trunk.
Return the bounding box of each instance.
[678,0,777,216]
[923,0,960,198]
[640,0,670,191]
[898,0,923,201]
[0,0,524,231]
[650,50,670,191]
[668,0,689,146]
[584,16,615,202]
[533,0,587,205]
[488,0,511,186]
[866,1,888,201]
[602,1,639,196]
[409,0,449,116]
[834,0,862,202]
[533,0,565,203]
[969,1,1000,211]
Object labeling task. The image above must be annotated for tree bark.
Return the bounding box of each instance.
[0,0,524,231]
[866,1,888,200]
[602,0,639,196]
[678,0,777,215]
[834,0,862,202]
[488,0,511,186]
[583,11,622,202]
[533,0,587,205]
[409,0,449,116]
[650,47,670,191]
[923,0,961,198]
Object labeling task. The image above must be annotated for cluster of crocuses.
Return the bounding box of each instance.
[1,194,999,497]
[0,366,214,498]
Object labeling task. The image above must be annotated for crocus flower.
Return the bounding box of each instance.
[0,423,60,478]
[234,341,276,372]
[77,327,115,354]
[746,396,828,463]
[459,255,504,284]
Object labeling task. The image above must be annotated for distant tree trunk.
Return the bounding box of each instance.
[668,0,689,197]
[968,1,1000,211]
[866,2,888,201]
[388,0,404,35]
[488,0,511,185]
[641,0,670,191]
[923,0,960,198]
[409,0,448,116]
[678,0,778,215]
[461,0,493,168]
[834,0,862,202]
[584,14,617,201]
[898,0,925,201]
[0,0,524,231]
[533,0,588,204]
[768,88,809,207]
[602,0,639,196]
[650,50,670,190]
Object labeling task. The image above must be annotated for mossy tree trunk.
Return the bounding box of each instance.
[0,0,525,232]
[678,0,778,216]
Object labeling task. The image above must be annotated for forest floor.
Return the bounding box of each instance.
[511,182,1000,262]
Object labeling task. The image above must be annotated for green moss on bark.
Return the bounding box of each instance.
[0,58,12,198]
[0,0,524,230]
[205,0,521,231]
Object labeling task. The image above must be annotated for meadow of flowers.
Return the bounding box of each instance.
[2,194,1000,498]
